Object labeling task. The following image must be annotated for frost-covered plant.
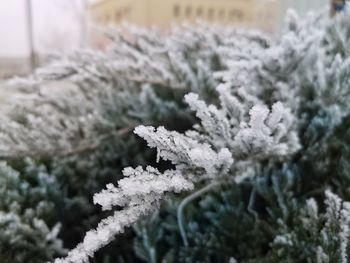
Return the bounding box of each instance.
[56,7,350,263]
[0,29,269,261]
[131,9,350,263]
[270,191,350,263]
[0,24,271,262]
[55,167,194,263]
[57,82,299,262]
[183,90,299,160]
[1,5,350,263]
[2,25,269,159]
[133,174,350,263]
[0,159,66,262]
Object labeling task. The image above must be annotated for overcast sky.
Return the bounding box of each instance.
[0,0,87,57]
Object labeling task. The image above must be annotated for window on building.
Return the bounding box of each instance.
[229,10,236,20]
[124,7,131,19]
[237,10,243,21]
[208,8,214,20]
[185,6,192,18]
[230,9,243,21]
[219,9,225,19]
[115,11,121,22]
[124,7,130,15]
[174,5,180,17]
[196,7,203,17]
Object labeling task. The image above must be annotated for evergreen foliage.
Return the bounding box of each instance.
[0,25,269,262]
[60,8,350,263]
[0,159,65,262]
[130,9,350,263]
[1,6,350,263]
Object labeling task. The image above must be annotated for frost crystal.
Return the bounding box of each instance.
[55,167,193,262]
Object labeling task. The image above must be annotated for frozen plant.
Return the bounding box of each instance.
[55,166,194,263]
[0,23,271,262]
[56,83,299,262]
[272,191,350,263]
[57,7,350,263]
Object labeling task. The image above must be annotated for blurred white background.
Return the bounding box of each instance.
[0,0,88,57]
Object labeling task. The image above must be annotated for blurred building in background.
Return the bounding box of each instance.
[89,0,278,48]
[89,0,329,48]
[90,0,277,30]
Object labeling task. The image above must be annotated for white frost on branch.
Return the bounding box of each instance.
[274,191,350,263]
[94,166,194,210]
[323,191,350,263]
[55,166,193,263]
[59,86,299,262]
[134,126,233,178]
[184,87,300,160]
[55,205,153,263]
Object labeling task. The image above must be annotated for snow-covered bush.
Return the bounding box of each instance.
[56,8,350,263]
[0,159,66,262]
[3,25,269,159]
[0,25,270,262]
[0,5,349,263]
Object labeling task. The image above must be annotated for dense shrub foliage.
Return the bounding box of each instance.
[2,7,350,263]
